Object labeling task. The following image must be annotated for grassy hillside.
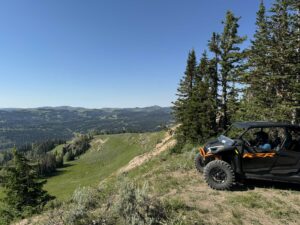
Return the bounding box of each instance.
[18,142,300,225]
[123,150,300,224]
[44,131,165,200]
[9,132,300,224]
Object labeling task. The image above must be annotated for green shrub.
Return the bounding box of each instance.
[64,151,75,162]
[42,187,99,225]
[62,134,92,162]
[72,186,97,209]
[169,144,181,154]
[164,198,188,212]
[0,204,15,225]
[115,180,166,225]
[37,153,57,176]
[170,141,194,154]
[64,187,98,224]
[44,199,62,211]
[55,154,64,168]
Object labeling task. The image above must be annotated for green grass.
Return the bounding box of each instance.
[44,131,164,200]
[227,192,267,209]
[0,189,4,200]
[51,144,65,155]
[120,145,300,225]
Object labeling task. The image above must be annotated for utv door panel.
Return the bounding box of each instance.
[274,151,299,166]
[271,150,300,174]
[242,157,277,173]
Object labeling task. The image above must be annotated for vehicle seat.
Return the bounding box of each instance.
[283,132,292,150]
[289,140,300,152]
[271,137,281,149]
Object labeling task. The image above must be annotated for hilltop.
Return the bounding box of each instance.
[12,130,300,225]
[0,106,172,151]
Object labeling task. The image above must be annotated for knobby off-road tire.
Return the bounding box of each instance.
[204,160,235,190]
[195,153,205,173]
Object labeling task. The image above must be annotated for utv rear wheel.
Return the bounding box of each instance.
[195,153,205,173]
[204,160,235,190]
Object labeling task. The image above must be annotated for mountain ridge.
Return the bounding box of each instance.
[0,106,173,151]
[0,105,170,111]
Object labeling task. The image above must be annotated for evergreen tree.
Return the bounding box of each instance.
[267,0,300,123]
[208,32,221,132]
[289,0,300,123]
[0,149,53,222]
[193,52,216,141]
[173,0,299,148]
[240,0,300,123]
[267,0,293,121]
[218,11,246,129]
[173,50,197,144]
[237,0,274,121]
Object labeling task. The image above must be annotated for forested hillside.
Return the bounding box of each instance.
[0,106,172,151]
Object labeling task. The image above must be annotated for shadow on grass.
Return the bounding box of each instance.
[42,163,74,178]
[61,163,73,168]
[233,179,300,192]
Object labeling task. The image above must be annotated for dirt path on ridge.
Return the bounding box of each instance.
[118,126,178,174]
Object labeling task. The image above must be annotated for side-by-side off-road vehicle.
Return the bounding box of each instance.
[195,122,300,190]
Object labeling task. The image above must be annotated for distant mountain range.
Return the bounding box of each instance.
[0,106,173,151]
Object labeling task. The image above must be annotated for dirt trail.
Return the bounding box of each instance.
[118,126,177,174]
[95,138,109,145]
[92,137,109,151]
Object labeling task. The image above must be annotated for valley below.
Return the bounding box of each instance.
[0,106,172,151]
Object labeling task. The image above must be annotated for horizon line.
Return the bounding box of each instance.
[0,105,173,110]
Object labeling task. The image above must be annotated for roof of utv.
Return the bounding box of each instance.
[232,121,300,129]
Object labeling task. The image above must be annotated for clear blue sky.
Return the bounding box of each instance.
[0,0,275,108]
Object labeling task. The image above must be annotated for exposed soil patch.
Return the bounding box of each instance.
[118,127,177,174]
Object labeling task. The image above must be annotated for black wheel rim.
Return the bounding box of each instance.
[210,167,227,184]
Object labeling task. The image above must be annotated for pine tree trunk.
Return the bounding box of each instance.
[221,75,228,129]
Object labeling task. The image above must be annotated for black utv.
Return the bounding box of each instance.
[195,122,300,190]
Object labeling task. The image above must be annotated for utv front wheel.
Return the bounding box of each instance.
[195,153,205,173]
[204,160,235,190]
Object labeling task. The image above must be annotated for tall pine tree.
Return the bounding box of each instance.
[208,32,221,132]
[173,50,217,145]
[241,0,300,123]
[289,0,300,123]
[218,11,246,129]
[268,0,293,121]
[189,51,216,143]
[173,50,197,144]
[237,0,275,121]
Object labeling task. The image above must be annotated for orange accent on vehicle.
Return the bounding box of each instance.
[199,147,206,157]
[199,147,218,159]
[242,152,276,159]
